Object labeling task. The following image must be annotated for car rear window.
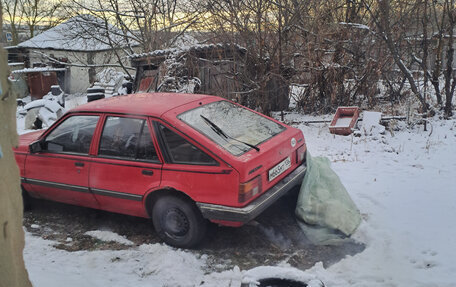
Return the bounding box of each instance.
[178,101,285,156]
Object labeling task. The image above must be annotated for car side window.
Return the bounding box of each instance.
[99,117,159,162]
[136,123,159,161]
[158,124,217,165]
[45,115,99,154]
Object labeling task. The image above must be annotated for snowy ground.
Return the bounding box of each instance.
[20,107,456,286]
[293,115,456,287]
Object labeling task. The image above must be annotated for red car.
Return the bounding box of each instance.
[15,93,307,247]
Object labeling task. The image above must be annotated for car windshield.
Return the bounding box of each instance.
[178,100,285,156]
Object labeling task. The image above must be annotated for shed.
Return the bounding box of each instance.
[7,15,136,94]
[130,43,248,99]
[12,67,66,100]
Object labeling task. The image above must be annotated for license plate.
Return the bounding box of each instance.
[268,157,291,181]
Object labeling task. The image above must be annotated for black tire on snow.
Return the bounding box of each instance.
[152,195,207,248]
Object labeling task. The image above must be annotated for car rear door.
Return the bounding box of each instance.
[89,115,162,217]
[154,120,238,205]
[24,113,100,208]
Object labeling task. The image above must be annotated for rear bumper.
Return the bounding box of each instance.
[196,162,307,223]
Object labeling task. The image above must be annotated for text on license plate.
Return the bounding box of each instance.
[268,157,291,181]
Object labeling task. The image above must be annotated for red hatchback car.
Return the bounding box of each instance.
[15,93,307,247]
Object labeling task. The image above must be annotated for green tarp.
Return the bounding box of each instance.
[295,151,362,245]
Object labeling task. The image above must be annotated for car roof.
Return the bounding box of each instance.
[70,93,216,116]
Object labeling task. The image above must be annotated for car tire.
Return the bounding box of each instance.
[152,195,207,248]
[22,187,32,211]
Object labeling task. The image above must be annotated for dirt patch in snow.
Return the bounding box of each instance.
[23,189,364,271]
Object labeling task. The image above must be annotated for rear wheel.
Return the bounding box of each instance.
[152,195,207,248]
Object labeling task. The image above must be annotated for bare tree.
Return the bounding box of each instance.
[430,0,445,106]
[414,0,455,117]
[443,0,455,117]
[2,0,23,44]
[67,0,199,52]
[1,0,63,44]
[60,0,200,80]
[8,0,447,116]
[362,0,456,118]
[365,0,431,114]
[21,0,63,37]
[192,0,310,114]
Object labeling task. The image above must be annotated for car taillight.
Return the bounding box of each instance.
[239,176,262,203]
[296,145,306,164]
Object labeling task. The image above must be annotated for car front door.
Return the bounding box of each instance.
[89,115,162,217]
[24,114,100,208]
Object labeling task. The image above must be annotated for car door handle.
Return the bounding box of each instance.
[142,170,154,176]
[75,162,85,167]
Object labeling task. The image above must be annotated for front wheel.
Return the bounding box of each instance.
[22,187,32,211]
[152,195,207,248]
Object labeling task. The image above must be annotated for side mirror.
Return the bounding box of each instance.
[29,140,43,153]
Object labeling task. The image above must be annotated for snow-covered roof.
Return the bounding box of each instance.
[4,45,19,50]
[130,43,247,59]
[17,15,134,52]
[12,67,67,74]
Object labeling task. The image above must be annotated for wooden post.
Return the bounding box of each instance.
[0,48,32,287]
